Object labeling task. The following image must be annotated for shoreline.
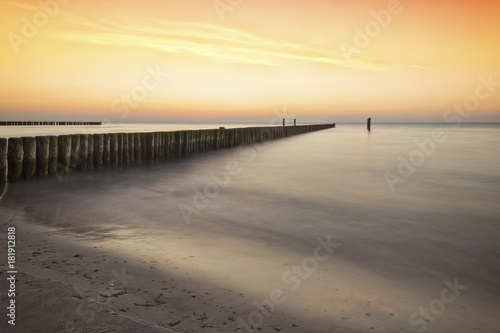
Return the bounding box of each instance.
[1,205,176,332]
[1,204,329,333]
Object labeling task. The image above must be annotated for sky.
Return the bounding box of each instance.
[1,0,499,122]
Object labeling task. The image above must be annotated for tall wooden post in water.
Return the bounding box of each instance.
[367,118,371,131]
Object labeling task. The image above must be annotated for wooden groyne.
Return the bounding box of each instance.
[0,124,335,184]
[0,121,102,126]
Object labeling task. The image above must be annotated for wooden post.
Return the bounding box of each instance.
[146,132,155,161]
[78,134,88,171]
[93,134,104,169]
[36,136,50,178]
[109,133,118,167]
[70,134,80,170]
[0,138,7,184]
[134,133,141,164]
[166,131,171,156]
[283,118,285,127]
[48,136,58,175]
[103,134,110,167]
[87,134,94,171]
[367,118,371,131]
[128,133,135,165]
[122,133,129,166]
[22,137,36,180]
[140,133,147,161]
[117,133,123,166]
[294,119,296,126]
[58,135,71,175]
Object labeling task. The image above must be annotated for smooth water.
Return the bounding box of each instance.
[2,123,500,332]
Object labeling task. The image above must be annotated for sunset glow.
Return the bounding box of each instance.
[1,0,499,121]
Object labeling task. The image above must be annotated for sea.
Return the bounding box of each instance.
[1,122,499,332]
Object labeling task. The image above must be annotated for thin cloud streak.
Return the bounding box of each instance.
[37,10,388,69]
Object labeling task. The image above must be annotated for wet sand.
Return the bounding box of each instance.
[1,205,342,333]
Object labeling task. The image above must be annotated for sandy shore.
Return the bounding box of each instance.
[1,206,178,332]
[1,204,328,333]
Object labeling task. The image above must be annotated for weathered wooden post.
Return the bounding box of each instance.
[283,118,285,127]
[174,131,182,157]
[93,134,104,169]
[70,134,80,170]
[221,128,228,148]
[367,118,371,131]
[103,134,110,167]
[154,132,160,161]
[146,132,155,161]
[200,130,205,152]
[140,133,147,161]
[78,134,88,171]
[166,131,171,156]
[87,134,94,171]
[58,135,71,174]
[48,136,58,175]
[109,133,118,167]
[227,129,234,147]
[22,137,36,180]
[170,131,176,157]
[294,119,296,126]
[117,133,123,166]
[134,133,141,164]
[122,133,129,166]
[197,130,202,153]
[36,136,50,178]
[207,129,212,151]
[0,138,7,184]
[191,130,196,152]
[212,129,218,150]
[183,131,190,156]
[128,133,134,165]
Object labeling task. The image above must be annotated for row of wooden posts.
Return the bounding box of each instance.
[0,124,335,184]
[0,121,102,126]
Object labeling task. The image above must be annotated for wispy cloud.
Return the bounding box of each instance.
[16,7,386,70]
[0,0,397,70]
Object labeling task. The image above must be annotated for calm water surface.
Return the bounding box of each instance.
[2,123,500,332]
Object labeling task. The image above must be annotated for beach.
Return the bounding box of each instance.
[2,0,500,330]
[1,123,500,332]
[1,199,345,333]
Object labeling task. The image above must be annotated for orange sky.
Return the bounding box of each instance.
[1,0,499,121]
